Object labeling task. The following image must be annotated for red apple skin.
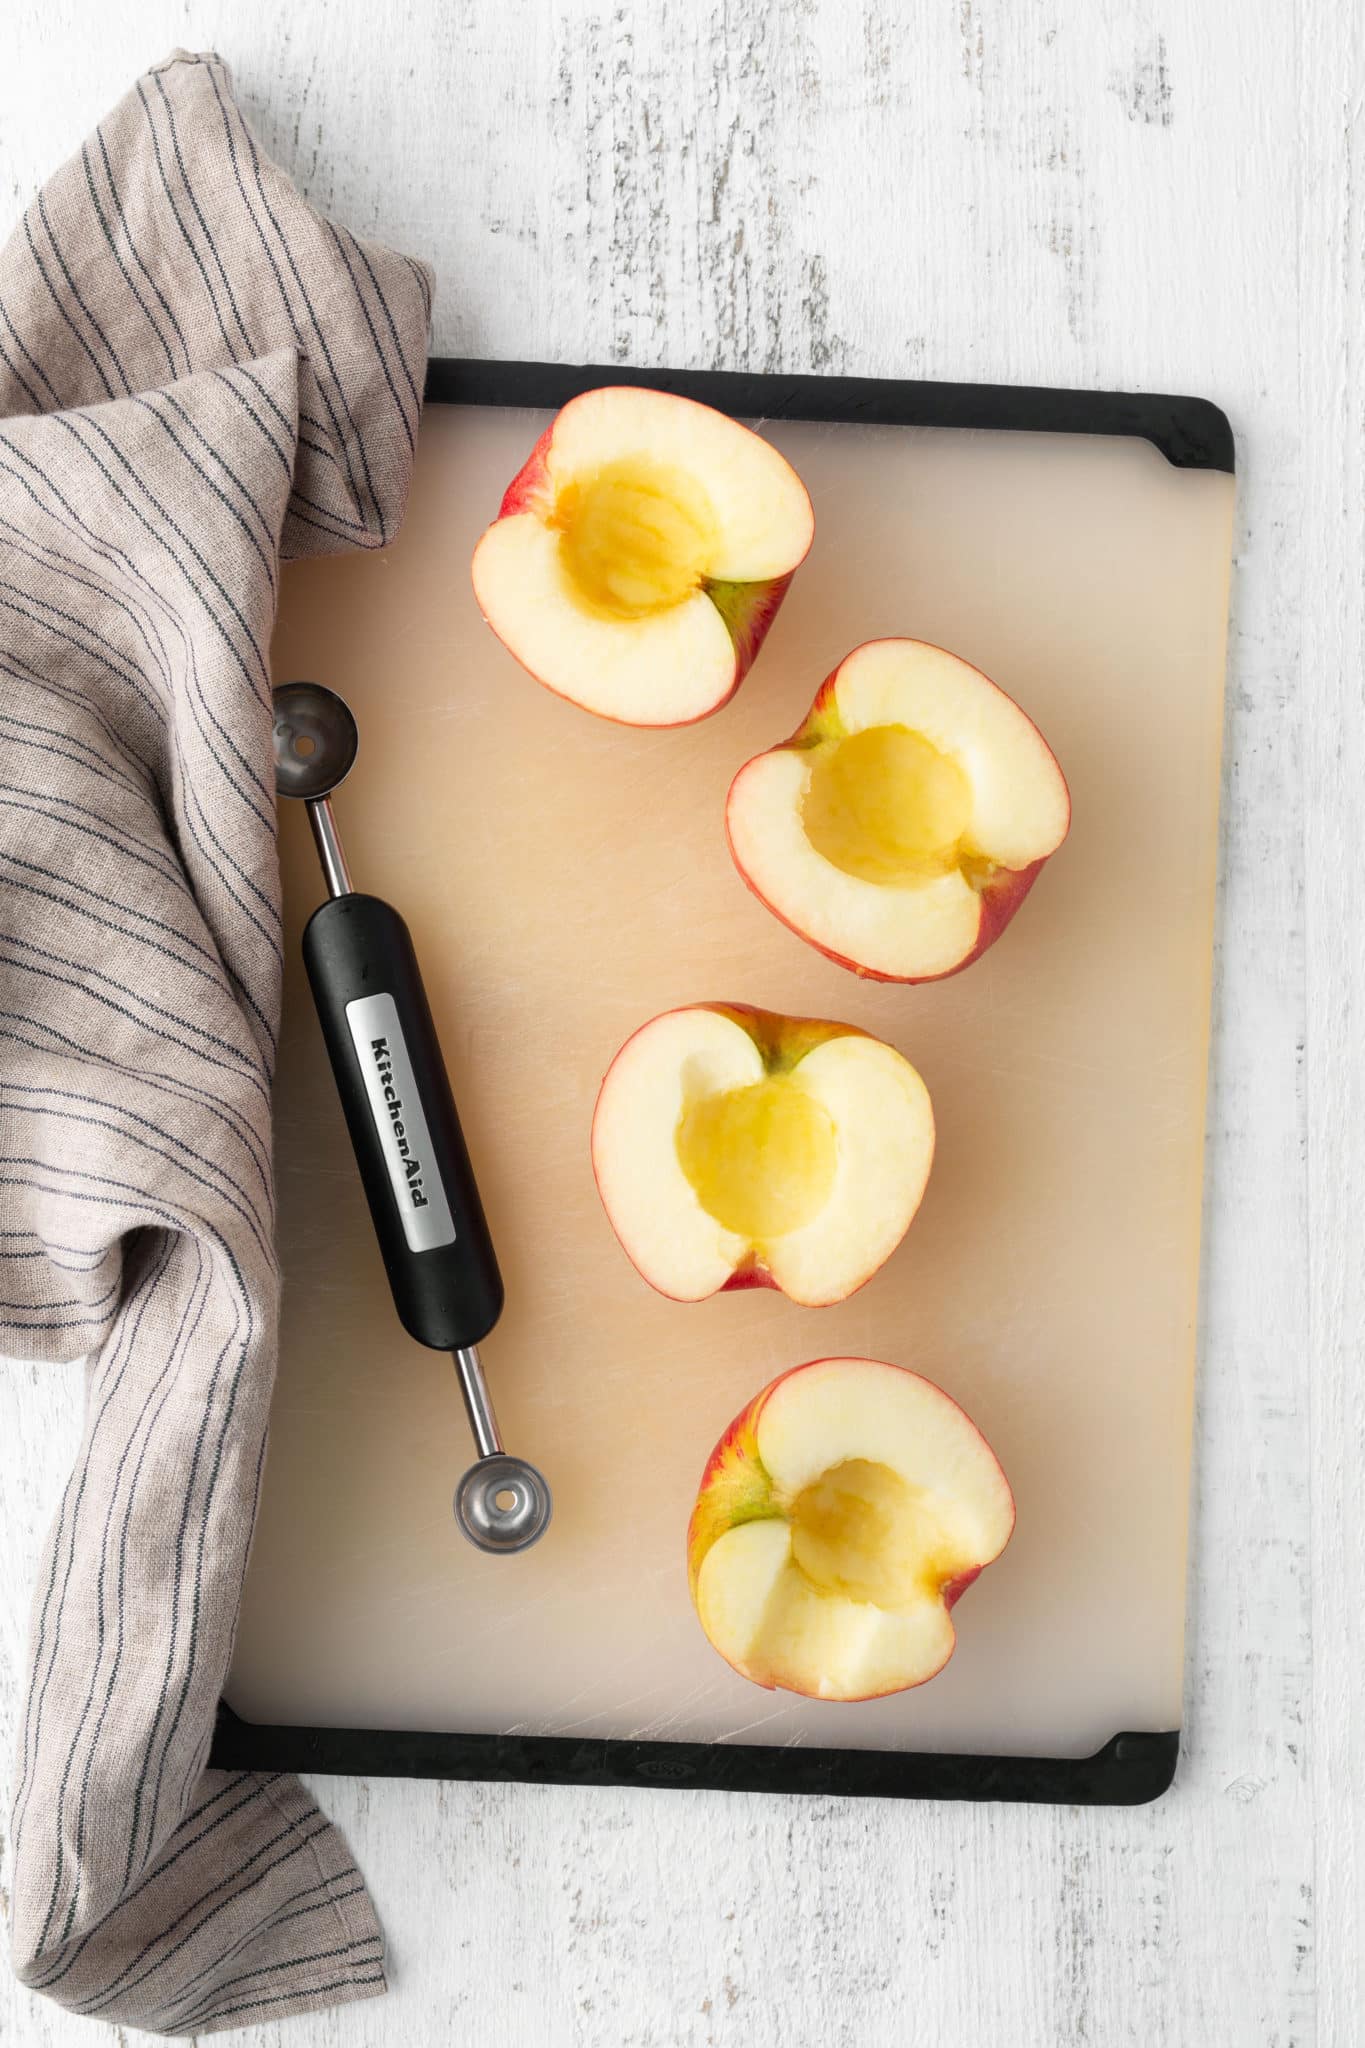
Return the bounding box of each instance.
[726,639,1071,983]
[496,419,556,519]
[718,1259,779,1296]
[687,1358,1016,1702]
[941,1564,983,1611]
[704,573,798,691]
[476,390,811,729]
[590,1003,887,1302]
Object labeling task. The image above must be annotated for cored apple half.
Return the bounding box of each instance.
[591,1004,933,1306]
[470,387,814,725]
[688,1358,1014,1700]
[727,638,1071,981]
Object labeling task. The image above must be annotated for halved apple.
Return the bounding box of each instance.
[688,1358,1014,1700]
[470,387,814,725]
[727,638,1071,981]
[591,1003,933,1306]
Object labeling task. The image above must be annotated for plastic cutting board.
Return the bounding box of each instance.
[220,362,1234,1803]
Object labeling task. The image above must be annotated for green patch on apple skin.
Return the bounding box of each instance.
[717,1452,779,1530]
[698,1465,779,1557]
[762,1017,853,1076]
[702,576,762,639]
[790,675,847,750]
[703,574,793,677]
[707,1003,859,1077]
[688,1428,782,1591]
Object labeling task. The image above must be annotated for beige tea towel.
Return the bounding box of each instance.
[1,49,430,2034]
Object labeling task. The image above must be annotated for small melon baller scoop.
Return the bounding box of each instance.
[271,681,551,1553]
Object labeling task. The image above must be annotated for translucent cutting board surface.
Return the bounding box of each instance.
[229,402,1233,1759]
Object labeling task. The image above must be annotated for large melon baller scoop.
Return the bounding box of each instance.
[271,680,551,1553]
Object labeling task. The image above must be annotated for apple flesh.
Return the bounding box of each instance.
[726,638,1071,981]
[470,387,814,726]
[591,1004,934,1307]
[688,1358,1014,1700]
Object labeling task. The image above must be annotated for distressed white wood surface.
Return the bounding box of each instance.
[1,2,1359,2042]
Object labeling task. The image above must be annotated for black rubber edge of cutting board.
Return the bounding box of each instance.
[423,357,1236,472]
[212,1703,1179,1806]
[227,356,1223,1806]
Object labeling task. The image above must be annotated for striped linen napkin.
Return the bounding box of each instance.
[1,50,430,2034]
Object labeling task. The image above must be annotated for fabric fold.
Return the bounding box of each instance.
[1,49,430,2033]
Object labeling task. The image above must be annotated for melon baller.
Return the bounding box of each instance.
[271,680,551,1553]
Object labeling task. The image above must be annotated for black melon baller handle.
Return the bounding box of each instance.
[273,680,551,1553]
[302,891,505,1353]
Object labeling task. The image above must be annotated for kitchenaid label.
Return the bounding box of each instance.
[344,993,457,1253]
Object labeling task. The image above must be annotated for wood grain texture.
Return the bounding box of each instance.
[0,2,1358,2043]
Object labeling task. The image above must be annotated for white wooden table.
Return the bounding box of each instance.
[2,4,1360,2042]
